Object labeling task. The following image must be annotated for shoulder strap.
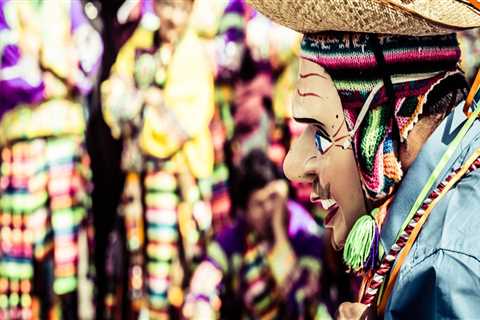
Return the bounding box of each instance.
[360,70,480,310]
[378,70,480,314]
[378,148,480,314]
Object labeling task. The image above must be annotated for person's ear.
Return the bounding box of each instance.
[399,114,443,171]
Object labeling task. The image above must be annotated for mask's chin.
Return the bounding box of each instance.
[330,231,346,251]
[327,208,348,251]
[324,188,367,252]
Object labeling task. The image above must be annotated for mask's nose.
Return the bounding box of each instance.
[283,147,302,181]
[283,135,316,183]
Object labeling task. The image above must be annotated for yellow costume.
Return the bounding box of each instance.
[101,13,215,318]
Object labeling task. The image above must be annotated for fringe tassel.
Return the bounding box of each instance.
[343,209,380,274]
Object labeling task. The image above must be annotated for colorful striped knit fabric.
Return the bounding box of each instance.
[0,137,92,319]
[113,156,212,319]
[144,164,180,318]
[46,138,91,296]
[300,32,462,200]
[0,141,40,319]
[241,234,279,319]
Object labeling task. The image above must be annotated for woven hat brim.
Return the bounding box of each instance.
[246,0,480,35]
[386,0,480,29]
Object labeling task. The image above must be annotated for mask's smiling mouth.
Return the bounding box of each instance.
[309,179,331,203]
[310,179,339,227]
[319,199,336,210]
[324,204,339,227]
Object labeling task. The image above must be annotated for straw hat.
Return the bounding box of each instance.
[246,0,480,35]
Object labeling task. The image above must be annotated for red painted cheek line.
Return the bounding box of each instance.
[297,89,322,98]
[300,72,326,79]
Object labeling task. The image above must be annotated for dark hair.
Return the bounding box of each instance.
[421,73,469,117]
[232,149,283,209]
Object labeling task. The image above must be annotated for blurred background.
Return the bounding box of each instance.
[0,0,478,319]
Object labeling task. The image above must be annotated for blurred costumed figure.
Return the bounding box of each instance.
[101,0,215,318]
[0,0,102,318]
[183,150,330,320]
[212,0,302,231]
[458,29,480,83]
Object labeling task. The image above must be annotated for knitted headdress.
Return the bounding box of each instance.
[300,32,464,200]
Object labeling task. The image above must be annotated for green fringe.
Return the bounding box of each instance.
[343,211,377,272]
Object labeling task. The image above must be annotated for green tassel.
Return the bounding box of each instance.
[343,209,378,272]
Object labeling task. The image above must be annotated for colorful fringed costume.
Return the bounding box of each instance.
[0,0,102,318]
[101,3,215,318]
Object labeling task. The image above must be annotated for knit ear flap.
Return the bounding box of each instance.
[358,106,389,173]
[395,96,424,142]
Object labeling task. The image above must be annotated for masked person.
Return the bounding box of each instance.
[101,0,215,318]
[246,0,480,319]
[183,149,328,320]
[0,0,102,318]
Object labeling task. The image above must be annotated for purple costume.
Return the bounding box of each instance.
[0,0,102,119]
[0,0,44,117]
[186,200,327,319]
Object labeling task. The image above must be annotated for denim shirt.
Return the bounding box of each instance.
[381,102,480,319]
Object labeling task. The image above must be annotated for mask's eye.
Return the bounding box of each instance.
[314,130,332,154]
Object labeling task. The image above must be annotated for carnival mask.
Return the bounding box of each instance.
[283,58,366,250]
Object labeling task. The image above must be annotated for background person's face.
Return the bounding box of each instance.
[245,180,285,237]
[283,58,366,250]
[156,0,193,44]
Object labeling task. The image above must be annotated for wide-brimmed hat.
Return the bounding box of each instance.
[246,0,480,35]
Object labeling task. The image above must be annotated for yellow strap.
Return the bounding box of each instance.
[378,148,480,315]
